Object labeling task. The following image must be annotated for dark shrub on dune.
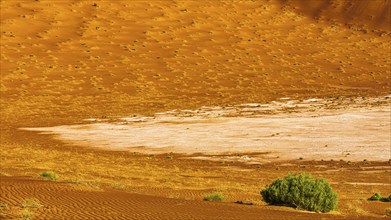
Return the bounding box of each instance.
[368,193,391,202]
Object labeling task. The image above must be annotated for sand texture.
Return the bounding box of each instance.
[1,0,391,219]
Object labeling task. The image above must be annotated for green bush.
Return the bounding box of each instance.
[368,192,382,201]
[260,173,338,213]
[40,171,58,180]
[203,193,225,202]
[368,193,391,202]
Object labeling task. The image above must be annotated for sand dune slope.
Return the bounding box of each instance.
[1,0,390,127]
[0,176,343,220]
[280,0,391,31]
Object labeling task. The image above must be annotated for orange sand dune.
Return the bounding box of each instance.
[1,0,390,128]
[280,0,391,31]
[1,176,345,220]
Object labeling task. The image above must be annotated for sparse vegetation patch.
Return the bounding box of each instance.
[203,193,225,202]
[20,198,42,209]
[20,209,33,220]
[40,171,58,180]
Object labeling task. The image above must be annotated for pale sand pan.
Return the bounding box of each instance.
[21,96,391,162]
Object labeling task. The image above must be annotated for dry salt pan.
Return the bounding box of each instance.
[21,96,391,162]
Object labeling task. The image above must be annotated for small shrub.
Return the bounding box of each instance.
[386,208,391,217]
[260,173,338,213]
[203,193,225,202]
[368,193,391,202]
[40,171,58,180]
[20,198,42,209]
[368,192,382,201]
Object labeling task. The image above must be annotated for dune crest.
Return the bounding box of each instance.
[280,0,391,32]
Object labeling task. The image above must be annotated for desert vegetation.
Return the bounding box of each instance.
[20,198,42,209]
[19,198,43,220]
[261,173,338,213]
[203,193,225,202]
[0,202,8,218]
[368,193,391,202]
[39,171,58,181]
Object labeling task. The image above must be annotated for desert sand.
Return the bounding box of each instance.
[1,0,391,219]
